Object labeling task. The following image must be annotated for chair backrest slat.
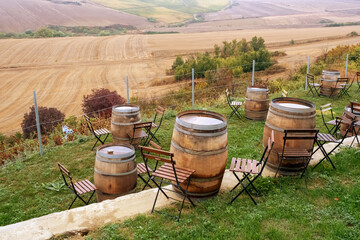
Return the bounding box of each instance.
[149,140,162,150]
[134,122,152,129]
[140,146,173,157]
[320,103,331,109]
[58,162,70,178]
[350,102,360,113]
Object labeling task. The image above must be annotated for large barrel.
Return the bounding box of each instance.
[111,104,141,145]
[244,86,269,121]
[320,70,341,96]
[263,98,316,175]
[170,110,227,198]
[94,144,137,202]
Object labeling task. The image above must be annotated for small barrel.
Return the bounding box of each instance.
[320,70,340,96]
[244,86,269,121]
[263,98,316,175]
[111,104,141,145]
[94,144,137,202]
[170,110,227,198]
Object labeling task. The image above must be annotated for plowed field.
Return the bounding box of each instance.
[1,26,360,134]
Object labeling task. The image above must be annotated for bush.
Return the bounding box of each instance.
[82,88,125,118]
[21,106,65,138]
[34,27,54,38]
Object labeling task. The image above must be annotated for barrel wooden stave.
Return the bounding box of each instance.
[263,98,316,175]
[111,104,141,145]
[94,144,137,201]
[244,87,269,121]
[320,70,340,96]
[170,110,228,198]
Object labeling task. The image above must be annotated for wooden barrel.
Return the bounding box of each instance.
[94,144,137,202]
[320,70,340,96]
[244,86,269,121]
[170,110,227,198]
[340,105,360,136]
[263,98,316,175]
[111,104,141,145]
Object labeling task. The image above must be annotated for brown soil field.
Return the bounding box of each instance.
[1,26,360,135]
[0,0,150,33]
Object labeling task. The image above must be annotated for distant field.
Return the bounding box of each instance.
[90,0,229,23]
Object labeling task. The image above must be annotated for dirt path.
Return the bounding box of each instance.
[1,26,360,134]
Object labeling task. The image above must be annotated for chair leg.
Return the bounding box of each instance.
[245,175,259,194]
[176,177,195,221]
[138,174,153,190]
[91,138,100,151]
[86,190,96,204]
[68,196,79,209]
[230,171,245,192]
[151,180,164,214]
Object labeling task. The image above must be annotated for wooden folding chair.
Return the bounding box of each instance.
[312,111,355,170]
[349,102,360,147]
[282,89,288,97]
[330,78,348,98]
[338,73,355,97]
[357,72,360,91]
[306,74,321,97]
[140,146,196,221]
[84,114,110,150]
[136,141,162,190]
[320,103,338,135]
[277,129,319,186]
[147,106,165,144]
[128,122,152,146]
[229,130,274,205]
[225,88,242,120]
[57,162,97,209]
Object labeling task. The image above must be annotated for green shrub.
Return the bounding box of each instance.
[34,27,54,38]
[98,30,110,36]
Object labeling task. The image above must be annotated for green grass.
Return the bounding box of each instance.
[0,87,360,239]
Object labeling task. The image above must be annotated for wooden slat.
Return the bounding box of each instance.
[160,163,194,175]
[320,103,331,109]
[240,158,246,171]
[142,153,172,164]
[229,157,236,171]
[84,179,97,190]
[128,129,147,138]
[245,159,252,173]
[58,162,70,177]
[140,146,174,157]
[73,182,86,195]
[235,158,242,171]
[157,106,165,112]
[317,133,337,142]
[251,160,259,174]
[134,122,152,129]
[78,180,92,192]
[149,141,161,150]
[153,169,188,182]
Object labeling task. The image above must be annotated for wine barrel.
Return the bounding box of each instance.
[320,70,341,96]
[94,144,137,202]
[170,110,227,198]
[263,98,316,175]
[244,86,269,121]
[111,104,141,145]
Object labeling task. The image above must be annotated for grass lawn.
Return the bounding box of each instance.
[0,87,359,239]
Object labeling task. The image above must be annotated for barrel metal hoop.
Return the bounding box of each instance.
[174,124,227,137]
[112,105,140,113]
[320,78,337,82]
[175,117,227,131]
[268,108,316,118]
[94,167,137,176]
[189,173,224,182]
[265,122,285,132]
[112,112,140,116]
[245,97,269,102]
[244,109,268,114]
[171,141,227,156]
[111,120,141,126]
[96,154,136,162]
[187,189,219,197]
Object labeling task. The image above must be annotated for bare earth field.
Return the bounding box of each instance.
[1,26,360,134]
[0,0,150,33]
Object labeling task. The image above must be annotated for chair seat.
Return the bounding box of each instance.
[94,128,110,136]
[317,133,338,142]
[152,163,195,183]
[310,83,321,87]
[279,149,311,158]
[231,101,242,106]
[137,163,153,175]
[73,179,97,195]
[128,129,147,139]
[229,158,260,174]
[325,119,337,126]
[151,122,158,128]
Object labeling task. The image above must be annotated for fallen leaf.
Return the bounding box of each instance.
[334,198,339,201]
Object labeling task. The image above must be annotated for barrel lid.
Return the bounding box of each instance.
[97,144,135,159]
[176,110,227,131]
[247,86,268,92]
[112,104,139,113]
[271,97,315,113]
[322,70,340,75]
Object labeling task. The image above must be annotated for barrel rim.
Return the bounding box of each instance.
[246,86,269,92]
[96,143,135,159]
[271,97,316,113]
[176,110,227,131]
[112,104,140,113]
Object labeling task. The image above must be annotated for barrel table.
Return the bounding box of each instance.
[170,110,228,198]
[320,70,341,96]
[111,104,141,145]
[94,144,137,201]
[244,86,269,121]
[263,98,316,175]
